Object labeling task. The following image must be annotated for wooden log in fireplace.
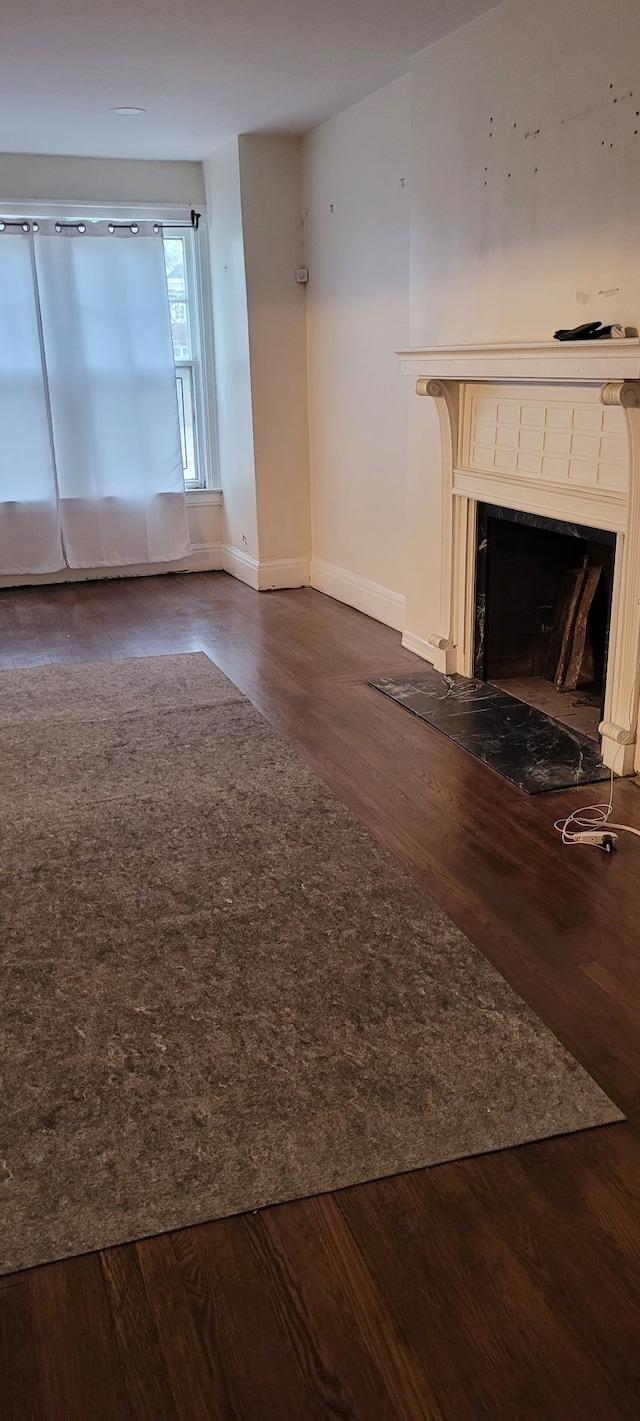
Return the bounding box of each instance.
[545,564,602,692]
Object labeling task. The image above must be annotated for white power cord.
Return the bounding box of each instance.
[554,664,640,852]
[553,759,640,851]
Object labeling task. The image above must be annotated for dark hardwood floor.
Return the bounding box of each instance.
[1,570,639,1420]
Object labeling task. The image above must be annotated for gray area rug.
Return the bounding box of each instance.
[0,654,623,1274]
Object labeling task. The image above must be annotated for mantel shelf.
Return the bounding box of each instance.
[396,340,640,383]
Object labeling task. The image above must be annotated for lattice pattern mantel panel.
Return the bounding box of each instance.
[461,384,627,493]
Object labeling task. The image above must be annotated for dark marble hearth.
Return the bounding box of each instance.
[370,669,610,795]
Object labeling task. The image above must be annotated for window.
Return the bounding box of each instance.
[0,217,195,575]
[0,205,215,493]
[163,228,211,490]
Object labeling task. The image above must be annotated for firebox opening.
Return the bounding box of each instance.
[474,505,615,743]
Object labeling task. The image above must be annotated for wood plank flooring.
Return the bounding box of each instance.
[0,570,639,1420]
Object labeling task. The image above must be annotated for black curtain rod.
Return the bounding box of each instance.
[161,212,201,229]
[0,211,201,230]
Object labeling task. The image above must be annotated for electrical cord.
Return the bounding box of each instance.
[554,767,640,848]
[553,760,631,846]
[554,661,640,850]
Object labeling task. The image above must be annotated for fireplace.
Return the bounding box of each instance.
[474,505,615,742]
[398,342,640,773]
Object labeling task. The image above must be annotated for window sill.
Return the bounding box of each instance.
[185,488,222,506]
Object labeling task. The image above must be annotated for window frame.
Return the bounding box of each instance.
[163,222,218,493]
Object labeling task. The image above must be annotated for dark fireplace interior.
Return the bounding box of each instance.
[474,505,615,742]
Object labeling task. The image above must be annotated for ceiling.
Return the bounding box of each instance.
[1,0,500,162]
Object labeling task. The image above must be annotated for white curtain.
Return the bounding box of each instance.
[0,230,64,574]
[0,219,191,574]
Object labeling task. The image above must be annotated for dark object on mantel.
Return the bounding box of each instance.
[553,320,625,341]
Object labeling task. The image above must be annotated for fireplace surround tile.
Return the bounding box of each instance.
[370,669,610,795]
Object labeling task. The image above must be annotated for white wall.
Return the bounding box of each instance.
[410,0,640,345]
[403,0,640,653]
[0,152,204,206]
[301,0,640,642]
[205,135,310,589]
[204,140,259,575]
[239,136,310,578]
[303,76,410,628]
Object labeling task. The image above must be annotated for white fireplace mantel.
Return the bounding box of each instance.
[398,340,640,775]
[397,339,640,383]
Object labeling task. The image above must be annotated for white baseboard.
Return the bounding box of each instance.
[401,630,458,673]
[0,541,224,590]
[257,555,309,590]
[223,547,310,591]
[223,545,260,589]
[401,630,438,664]
[310,558,405,631]
[183,541,224,572]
